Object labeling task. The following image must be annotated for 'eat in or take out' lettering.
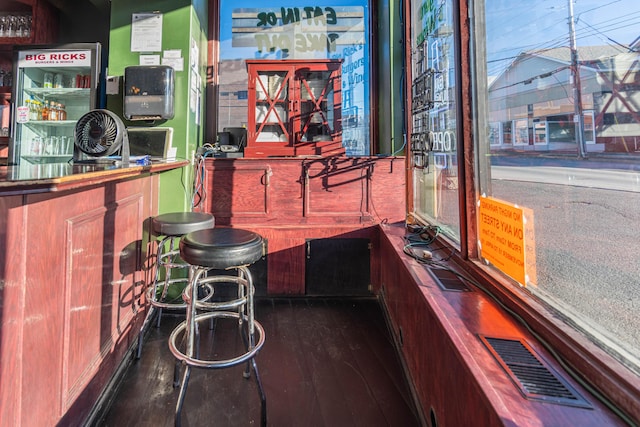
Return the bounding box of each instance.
[257,7,337,27]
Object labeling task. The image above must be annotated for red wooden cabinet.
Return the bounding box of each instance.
[245,59,345,158]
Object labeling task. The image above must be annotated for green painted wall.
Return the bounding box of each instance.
[107,0,208,213]
[377,0,405,155]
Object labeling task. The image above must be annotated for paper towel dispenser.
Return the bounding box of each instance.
[124,65,175,121]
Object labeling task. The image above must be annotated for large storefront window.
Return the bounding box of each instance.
[409,0,461,241]
[474,0,640,372]
[218,0,370,156]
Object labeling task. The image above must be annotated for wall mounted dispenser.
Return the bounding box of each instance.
[124,65,175,121]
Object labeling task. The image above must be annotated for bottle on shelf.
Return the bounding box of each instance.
[49,101,58,121]
[59,103,67,121]
[41,100,50,121]
[28,100,38,121]
[35,100,42,120]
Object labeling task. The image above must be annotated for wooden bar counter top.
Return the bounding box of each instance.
[0,159,188,196]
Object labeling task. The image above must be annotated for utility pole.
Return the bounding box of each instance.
[568,0,587,158]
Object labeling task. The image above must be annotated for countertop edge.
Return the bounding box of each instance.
[0,160,189,196]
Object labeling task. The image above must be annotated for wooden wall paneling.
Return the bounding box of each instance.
[368,156,406,224]
[58,176,156,426]
[0,195,27,425]
[62,186,145,411]
[205,161,272,225]
[111,179,151,337]
[303,157,372,220]
[262,161,306,223]
[203,157,404,295]
[64,195,113,409]
[140,174,161,306]
[205,157,405,227]
[304,156,405,224]
[378,225,628,426]
[22,186,107,426]
[378,229,518,425]
[8,176,154,426]
[31,0,59,44]
[261,231,305,295]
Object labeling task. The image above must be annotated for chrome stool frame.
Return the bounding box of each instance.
[137,212,215,359]
[168,228,266,427]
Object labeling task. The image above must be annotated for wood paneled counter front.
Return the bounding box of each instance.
[202,156,406,295]
[0,160,188,426]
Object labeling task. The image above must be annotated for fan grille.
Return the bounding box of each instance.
[75,110,122,156]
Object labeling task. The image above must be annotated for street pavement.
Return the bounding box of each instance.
[489,152,640,369]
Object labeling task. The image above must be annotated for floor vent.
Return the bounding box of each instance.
[427,268,471,292]
[480,336,592,408]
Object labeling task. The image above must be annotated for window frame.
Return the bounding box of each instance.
[406,0,640,421]
[467,0,639,420]
[210,0,376,157]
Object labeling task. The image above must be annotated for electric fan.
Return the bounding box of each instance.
[74,109,130,164]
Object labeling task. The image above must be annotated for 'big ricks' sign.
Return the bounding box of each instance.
[231,6,364,58]
[18,50,92,67]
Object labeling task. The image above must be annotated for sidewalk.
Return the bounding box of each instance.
[490,149,640,171]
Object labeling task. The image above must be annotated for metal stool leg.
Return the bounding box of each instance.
[252,358,267,427]
[136,306,156,359]
[237,268,252,378]
[240,265,266,425]
[175,363,191,427]
[156,236,181,327]
[175,265,201,426]
[139,234,193,359]
[137,235,168,359]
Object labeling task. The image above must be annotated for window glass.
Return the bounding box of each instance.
[409,0,461,241]
[218,0,370,156]
[475,0,640,370]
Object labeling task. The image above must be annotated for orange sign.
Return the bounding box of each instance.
[478,196,536,286]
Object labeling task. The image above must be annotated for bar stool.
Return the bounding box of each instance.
[137,212,215,359]
[168,228,266,427]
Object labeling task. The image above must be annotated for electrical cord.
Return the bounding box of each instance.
[401,228,637,426]
[191,143,217,210]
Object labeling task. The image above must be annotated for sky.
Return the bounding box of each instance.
[485,0,640,76]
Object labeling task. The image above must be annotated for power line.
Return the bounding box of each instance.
[489,65,569,91]
[577,20,630,50]
[485,3,640,76]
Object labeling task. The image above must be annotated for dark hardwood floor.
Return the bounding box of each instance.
[95,297,423,427]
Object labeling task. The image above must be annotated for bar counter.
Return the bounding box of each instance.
[0,159,188,426]
[0,159,188,196]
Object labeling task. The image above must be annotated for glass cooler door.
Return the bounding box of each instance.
[9,43,101,165]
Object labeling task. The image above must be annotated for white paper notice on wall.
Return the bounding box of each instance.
[162,56,183,72]
[163,49,183,71]
[164,49,181,59]
[131,12,163,52]
[139,55,160,65]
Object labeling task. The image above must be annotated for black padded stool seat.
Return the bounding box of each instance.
[179,228,263,269]
[152,212,215,237]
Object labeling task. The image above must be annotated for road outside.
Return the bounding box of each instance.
[489,153,640,367]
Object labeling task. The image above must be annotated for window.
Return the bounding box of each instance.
[512,118,528,145]
[409,0,461,241]
[217,0,371,156]
[474,0,640,373]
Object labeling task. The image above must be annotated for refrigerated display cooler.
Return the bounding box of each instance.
[8,42,102,166]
